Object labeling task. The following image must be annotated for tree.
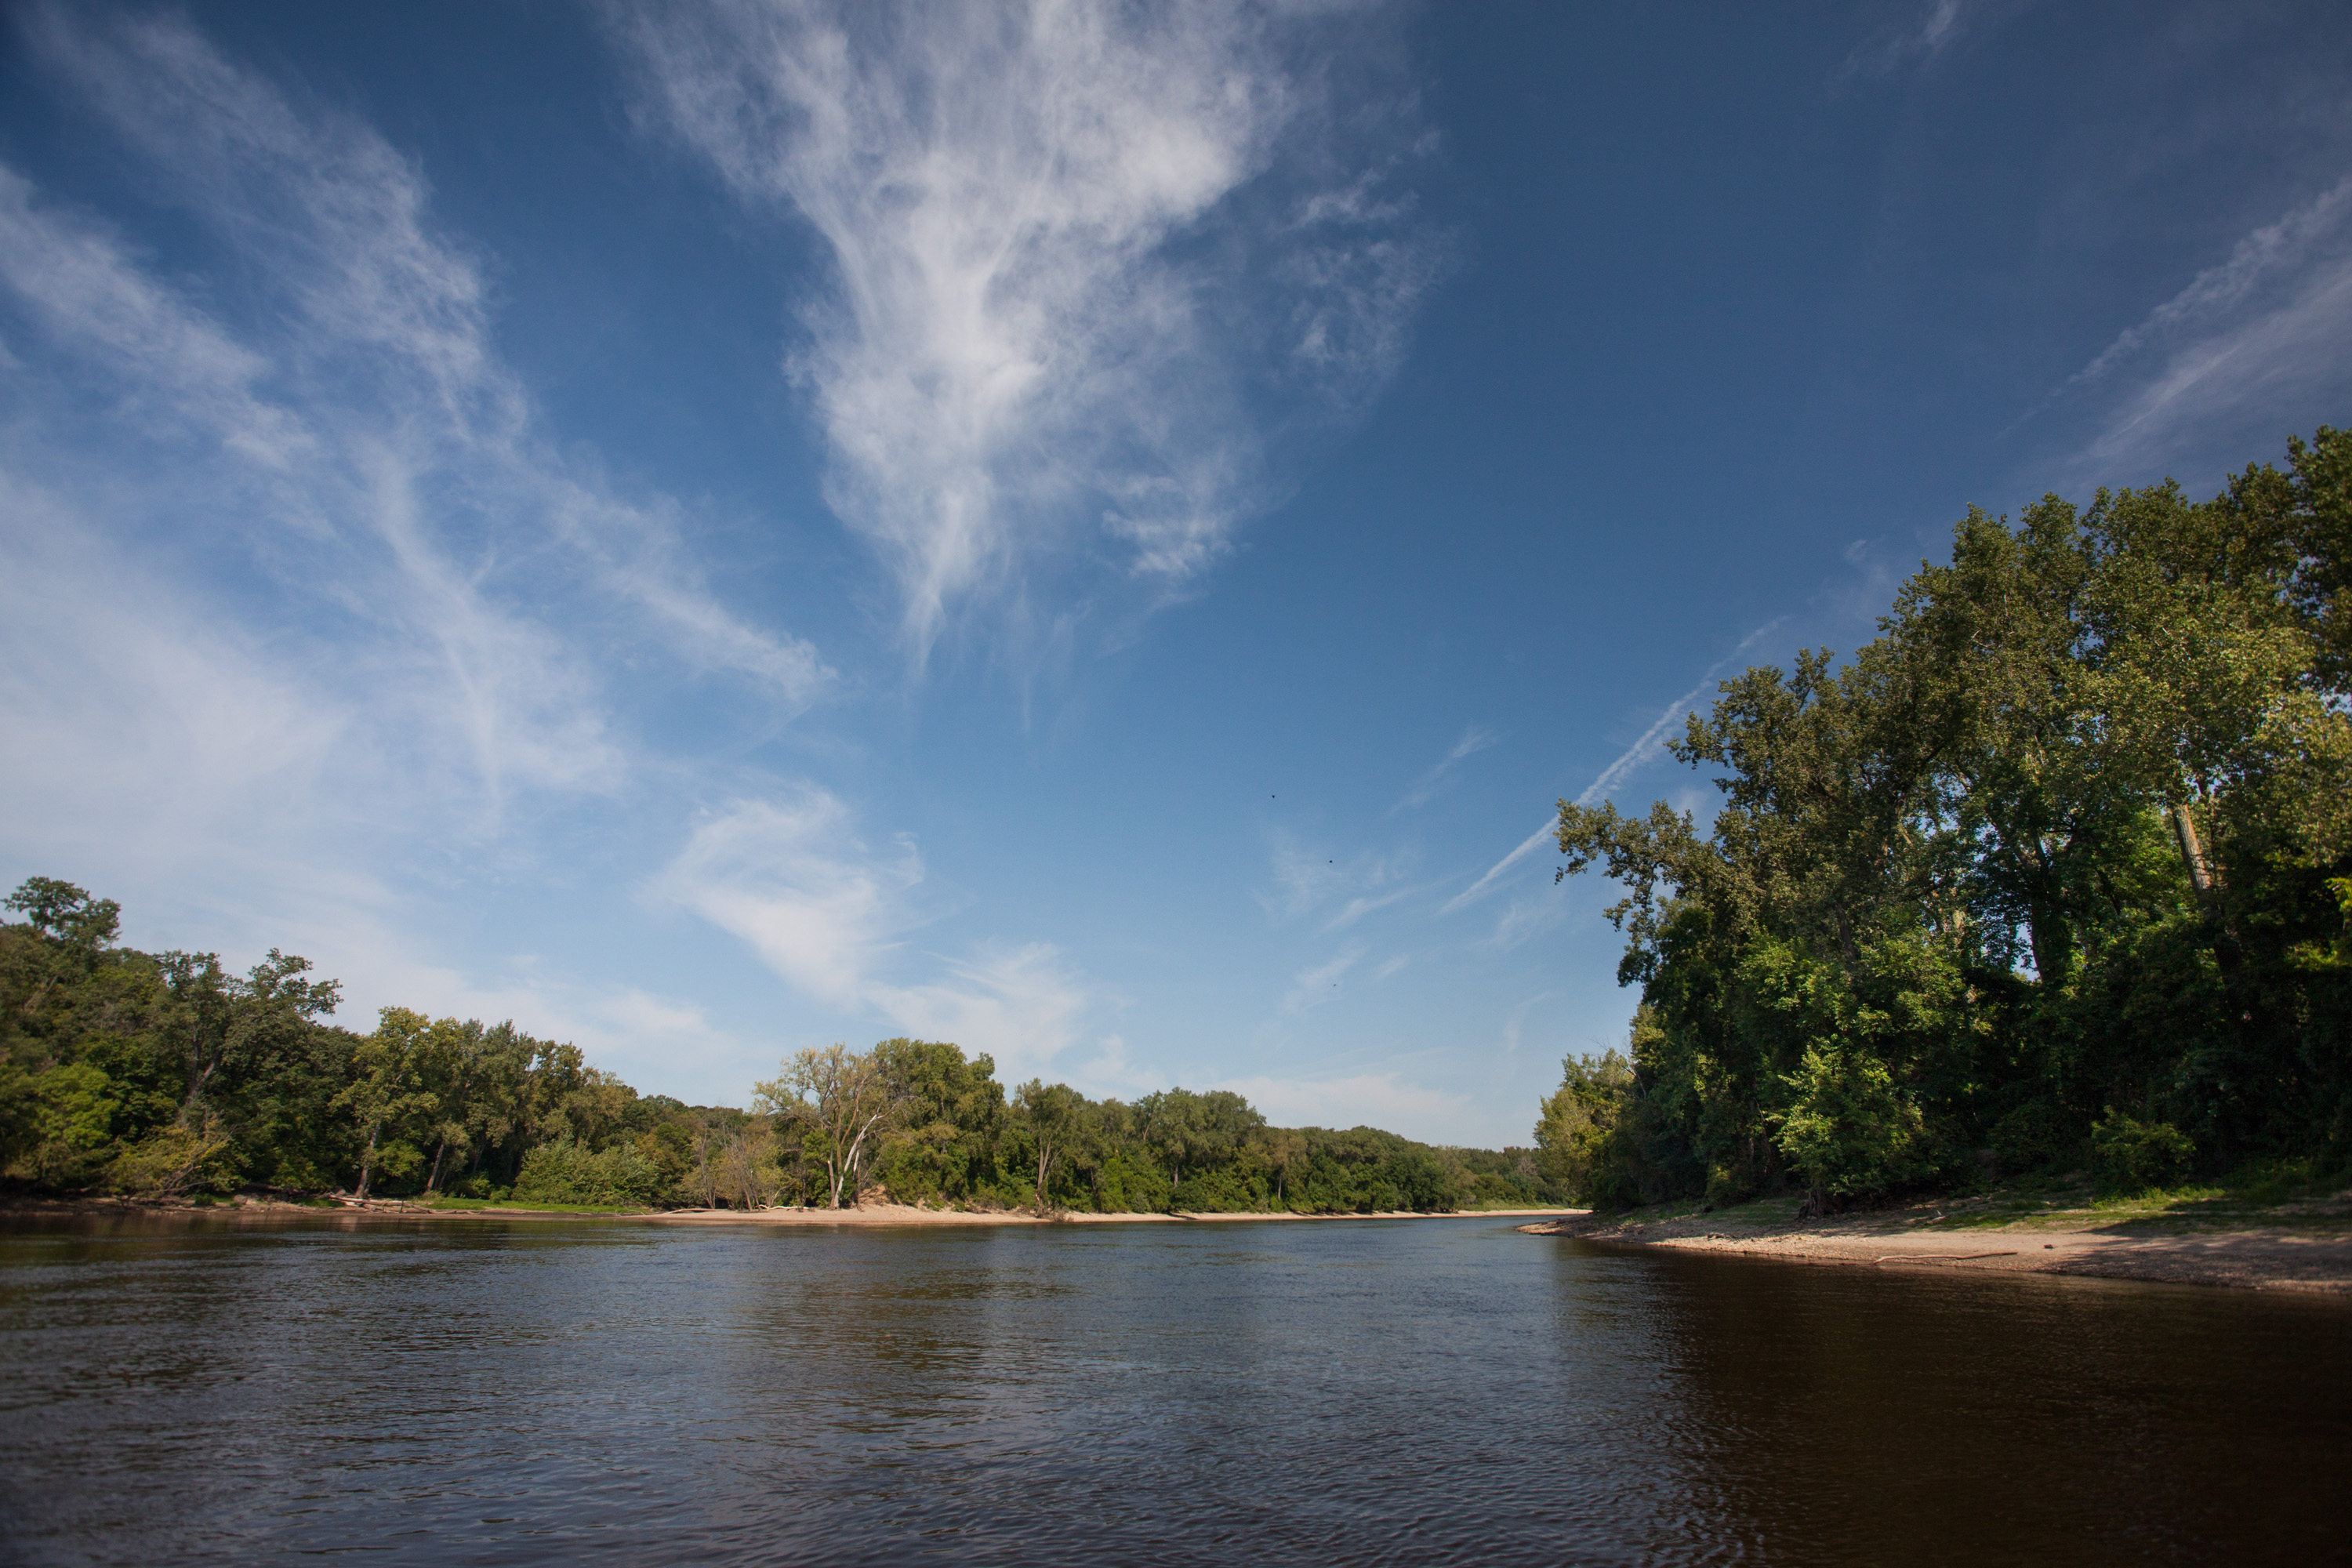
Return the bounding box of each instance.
[1012,1079,1084,1209]
[1534,1049,1632,1203]
[1549,429,2352,1204]
[756,1044,895,1207]
[334,1008,441,1199]
[1134,1087,1264,1194]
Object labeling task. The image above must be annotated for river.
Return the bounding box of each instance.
[0,1214,2343,1564]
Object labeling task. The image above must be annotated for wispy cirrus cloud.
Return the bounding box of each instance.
[1280,945,1362,1014]
[2,9,827,815]
[615,0,1440,659]
[0,9,829,1073]
[2066,174,2352,478]
[1261,833,1417,929]
[1392,724,1497,812]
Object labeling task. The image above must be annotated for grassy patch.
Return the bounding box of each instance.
[405,1213,644,1222]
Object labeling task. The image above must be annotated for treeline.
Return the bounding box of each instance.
[745,1040,1551,1213]
[0,880,1552,1211]
[1537,428,2351,1209]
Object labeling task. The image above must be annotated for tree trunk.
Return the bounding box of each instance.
[2169,802,2217,896]
[356,1123,379,1200]
[425,1134,451,1196]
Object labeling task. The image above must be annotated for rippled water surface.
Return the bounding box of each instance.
[1,1214,2346,1565]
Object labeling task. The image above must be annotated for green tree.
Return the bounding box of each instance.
[1011,1079,1085,1209]
[335,1008,441,1199]
[757,1044,895,1207]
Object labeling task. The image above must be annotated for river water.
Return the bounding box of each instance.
[0,1214,2343,1565]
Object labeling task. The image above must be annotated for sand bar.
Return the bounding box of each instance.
[1520,1201,2352,1293]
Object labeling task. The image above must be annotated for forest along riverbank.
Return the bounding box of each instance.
[648,1204,1581,1226]
[0,1196,1584,1227]
[1521,1188,2352,1292]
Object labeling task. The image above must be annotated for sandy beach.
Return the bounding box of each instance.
[1520,1194,2352,1292]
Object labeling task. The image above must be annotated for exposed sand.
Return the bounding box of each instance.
[1519,1204,2352,1293]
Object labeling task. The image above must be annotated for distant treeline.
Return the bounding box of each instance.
[0,882,1554,1212]
[1535,428,2352,1209]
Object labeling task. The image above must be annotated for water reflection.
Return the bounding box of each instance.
[0,1215,2343,1565]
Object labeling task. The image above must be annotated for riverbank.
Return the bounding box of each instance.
[1519,1182,2352,1292]
[648,1203,1581,1226]
[0,1194,1584,1226]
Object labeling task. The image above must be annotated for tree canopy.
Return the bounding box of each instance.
[1540,428,2352,1208]
[0,881,1552,1214]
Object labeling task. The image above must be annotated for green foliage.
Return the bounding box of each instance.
[512,1138,668,1207]
[1535,1047,1632,1203]
[2090,1110,2194,1196]
[1552,428,2352,1208]
[1774,1046,1929,1199]
[0,878,750,1205]
[0,883,1542,1215]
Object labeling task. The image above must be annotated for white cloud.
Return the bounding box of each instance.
[1845,0,1992,78]
[2067,175,2352,477]
[0,9,836,1069]
[1065,1033,1160,1101]
[872,942,1091,1084]
[618,0,1437,657]
[1482,895,1566,953]
[1500,993,1550,1056]
[1,10,826,815]
[656,791,920,1008]
[0,472,359,902]
[655,790,1097,1083]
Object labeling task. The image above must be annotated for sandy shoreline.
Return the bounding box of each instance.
[0,1196,1581,1228]
[1520,1205,2352,1293]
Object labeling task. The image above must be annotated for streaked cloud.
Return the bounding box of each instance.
[1281,945,1362,1014]
[0,9,831,1092]
[2067,174,2352,478]
[1261,833,1416,927]
[616,0,1439,659]
[1441,620,1784,916]
[1393,724,1497,812]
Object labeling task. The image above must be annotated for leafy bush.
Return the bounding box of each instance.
[1775,1045,1929,1199]
[511,1138,667,1207]
[2090,1110,2194,1194]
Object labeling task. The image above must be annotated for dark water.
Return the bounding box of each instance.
[0,1216,2346,1566]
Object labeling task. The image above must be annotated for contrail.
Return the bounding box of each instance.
[1439,620,1783,915]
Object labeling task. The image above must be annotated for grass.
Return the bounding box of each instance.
[407,1196,649,1215]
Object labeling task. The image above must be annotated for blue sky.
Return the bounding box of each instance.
[4,2,2349,1146]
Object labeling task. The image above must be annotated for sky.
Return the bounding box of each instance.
[3,1,2350,1148]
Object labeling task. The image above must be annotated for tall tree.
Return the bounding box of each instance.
[757,1044,895,1208]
